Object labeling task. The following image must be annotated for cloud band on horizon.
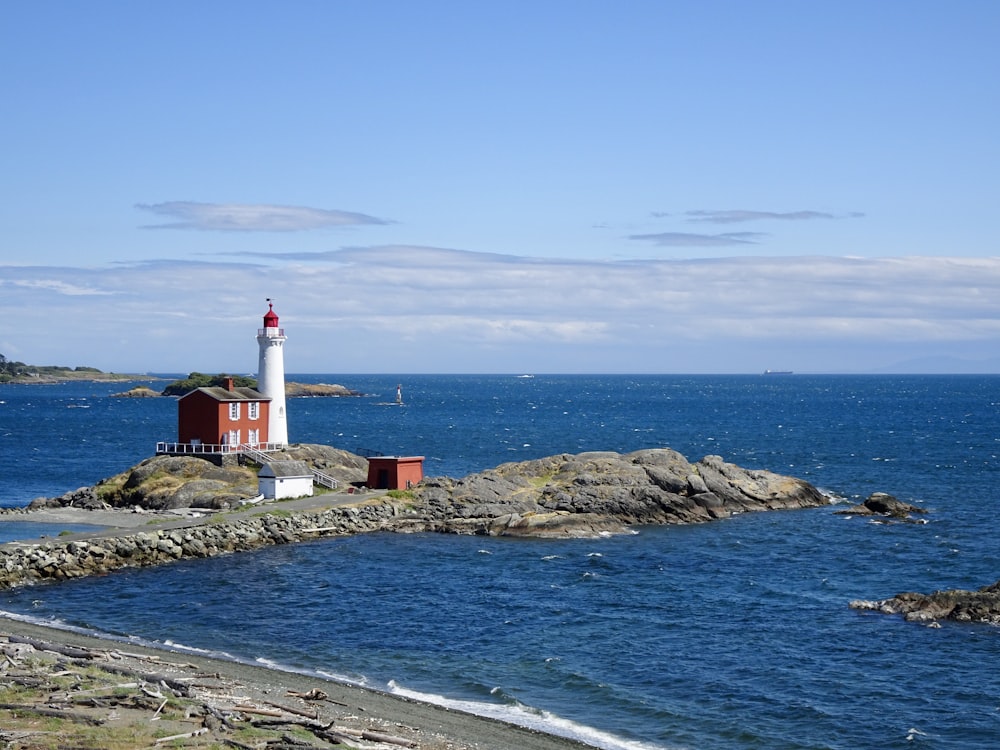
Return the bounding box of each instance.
[4,248,1000,373]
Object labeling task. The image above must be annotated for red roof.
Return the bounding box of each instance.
[263,302,279,328]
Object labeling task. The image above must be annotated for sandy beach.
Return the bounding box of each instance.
[1,617,597,750]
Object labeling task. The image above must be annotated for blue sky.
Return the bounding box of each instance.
[2,1,999,374]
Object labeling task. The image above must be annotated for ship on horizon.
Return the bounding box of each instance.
[763,369,793,375]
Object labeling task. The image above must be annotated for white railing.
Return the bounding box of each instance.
[156,442,285,456]
[311,469,339,490]
[239,445,274,465]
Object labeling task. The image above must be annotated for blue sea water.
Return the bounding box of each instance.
[1,374,999,749]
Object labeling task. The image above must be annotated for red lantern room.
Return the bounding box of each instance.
[263,301,279,329]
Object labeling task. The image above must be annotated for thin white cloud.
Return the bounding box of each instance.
[5,278,114,296]
[136,201,389,231]
[628,232,766,246]
[228,244,534,267]
[685,209,862,224]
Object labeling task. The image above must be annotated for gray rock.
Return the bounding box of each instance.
[851,580,1000,625]
[835,491,927,520]
[410,448,827,535]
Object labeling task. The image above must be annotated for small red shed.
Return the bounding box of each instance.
[177,377,272,451]
[367,456,425,490]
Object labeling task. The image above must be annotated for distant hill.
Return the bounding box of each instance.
[160,372,257,396]
[0,353,154,384]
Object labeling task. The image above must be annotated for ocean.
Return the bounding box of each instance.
[1,374,998,749]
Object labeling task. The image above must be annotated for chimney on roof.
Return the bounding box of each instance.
[224,377,235,391]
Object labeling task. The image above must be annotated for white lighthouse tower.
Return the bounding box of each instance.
[256,299,288,447]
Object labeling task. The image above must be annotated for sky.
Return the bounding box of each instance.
[2,1,999,375]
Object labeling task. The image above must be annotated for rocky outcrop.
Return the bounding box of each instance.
[160,376,362,398]
[402,449,828,536]
[284,382,363,397]
[27,445,368,511]
[278,443,369,480]
[834,492,928,522]
[111,386,161,398]
[26,447,826,528]
[850,580,1000,625]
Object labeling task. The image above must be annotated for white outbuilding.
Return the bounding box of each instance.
[258,460,314,500]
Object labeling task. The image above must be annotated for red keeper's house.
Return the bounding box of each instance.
[366,455,425,490]
[160,377,276,456]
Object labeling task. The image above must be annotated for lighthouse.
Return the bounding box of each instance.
[256,299,288,447]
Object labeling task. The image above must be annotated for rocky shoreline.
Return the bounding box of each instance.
[1,446,828,590]
[1,370,159,385]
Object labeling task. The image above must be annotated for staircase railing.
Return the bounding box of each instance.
[311,469,339,490]
[240,445,273,466]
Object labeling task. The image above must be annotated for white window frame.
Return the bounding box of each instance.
[229,402,241,420]
[249,401,259,420]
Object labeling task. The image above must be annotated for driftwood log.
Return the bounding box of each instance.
[5,634,98,660]
[0,703,105,725]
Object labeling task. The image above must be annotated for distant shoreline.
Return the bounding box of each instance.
[1,371,164,385]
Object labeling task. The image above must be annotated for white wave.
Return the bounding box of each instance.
[0,610,195,659]
[164,639,238,661]
[386,681,674,750]
[0,611,294,678]
[0,609,116,641]
[906,726,932,741]
[314,668,371,687]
